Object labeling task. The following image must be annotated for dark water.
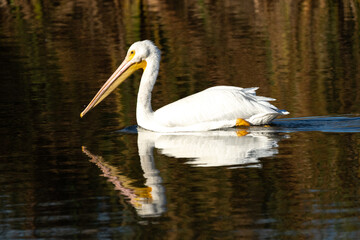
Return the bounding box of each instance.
[1,0,360,239]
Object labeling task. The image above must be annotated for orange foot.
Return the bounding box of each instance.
[236,118,251,127]
[236,130,248,137]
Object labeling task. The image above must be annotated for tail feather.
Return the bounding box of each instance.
[247,110,288,125]
[243,87,259,95]
[279,110,290,115]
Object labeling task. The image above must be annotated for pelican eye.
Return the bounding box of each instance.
[128,50,136,60]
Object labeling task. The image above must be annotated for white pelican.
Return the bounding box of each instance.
[80,40,289,132]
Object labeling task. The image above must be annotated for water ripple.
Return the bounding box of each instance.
[272,115,360,133]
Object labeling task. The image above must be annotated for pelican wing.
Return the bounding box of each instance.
[154,86,286,127]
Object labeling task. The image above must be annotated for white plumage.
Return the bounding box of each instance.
[81,40,289,132]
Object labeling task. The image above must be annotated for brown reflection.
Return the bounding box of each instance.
[1,0,359,119]
[260,130,360,237]
[254,0,360,116]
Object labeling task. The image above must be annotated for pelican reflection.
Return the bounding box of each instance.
[138,128,284,168]
[83,127,285,217]
[82,146,166,217]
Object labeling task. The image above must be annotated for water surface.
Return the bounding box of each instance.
[1,0,360,239]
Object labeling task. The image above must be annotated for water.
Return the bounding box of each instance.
[1,0,360,239]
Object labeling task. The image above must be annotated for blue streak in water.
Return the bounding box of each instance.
[272,115,360,133]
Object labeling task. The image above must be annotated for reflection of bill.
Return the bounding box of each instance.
[138,128,284,168]
[82,146,166,217]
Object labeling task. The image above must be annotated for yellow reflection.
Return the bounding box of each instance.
[82,146,166,217]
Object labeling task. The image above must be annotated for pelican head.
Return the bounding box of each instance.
[80,40,160,118]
